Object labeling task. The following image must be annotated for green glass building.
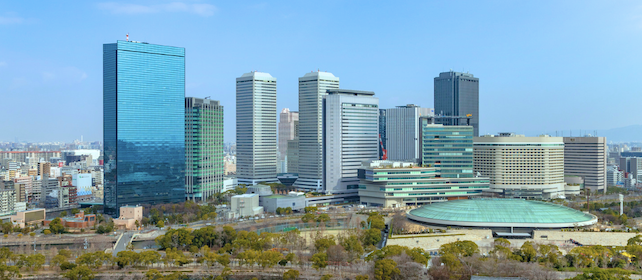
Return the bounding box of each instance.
[420,118,474,178]
[185,97,224,201]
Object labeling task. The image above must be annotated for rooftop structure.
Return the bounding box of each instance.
[407,199,597,230]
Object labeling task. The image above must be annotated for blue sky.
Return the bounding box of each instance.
[1,1,641,143]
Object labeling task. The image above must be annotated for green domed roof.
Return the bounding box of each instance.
[407,199,597,228]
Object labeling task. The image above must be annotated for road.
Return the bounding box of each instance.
[112,232,135,256]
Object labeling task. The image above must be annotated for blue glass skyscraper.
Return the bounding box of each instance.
[103,40,185,215]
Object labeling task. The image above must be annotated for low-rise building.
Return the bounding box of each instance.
[113,205,143,230]
[43,211,96,229]
[262,192,306,213]
[358,160,490,207]
[11,208,46,228]
[230,194,263,218]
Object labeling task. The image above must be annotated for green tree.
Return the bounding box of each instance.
[49,217,65,234]
[139,250,161,268]
[237,249,259,267]
[439,240,479,257]
[0,248,13,265]
[315,236,336,252]
[63,265,95,280]
[374,259,400,280]
[304,206,318,213]
[316,214,331,225]
[76,251,113,269]
[258,250,283,269]
[356,275,369,280]
[217,254,230,267]
[43,229,51,235]
[569,268,632,280]
[156,220,165,228]
[60,211,68,217]
[71,208,80,215]
[311,252,328,270]
[155,228,194,250]
[283,269,300,280]
[321,274,333,280]
[192,226,218,248]
[520,241,538,262]
[339,234,364,261]
[367,213,385,230]
[301,213,316,223]
[164,248,189,267]
[361,228,382,247]
[627,235,642,246]
[59,262,76,271]
[0,264,21,280]
[116,250,139,268]
[1,223,11,234]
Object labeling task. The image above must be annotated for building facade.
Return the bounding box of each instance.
[474,134,566,199]
[296,72,340,191]
[323,89,379,194]
[378,109,386,160]
[358,160,489,207]
[103,40,186,215]
[434,71,480,136]
[278,108,299,162]
[185,97,224,201]
[236,72,278,185]
[420,120,474,179]
[563,137,607,194]
[385,105,434,162]
[620,157,642,182]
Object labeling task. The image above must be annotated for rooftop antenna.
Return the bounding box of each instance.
[205,96,211,99]
[126,33,129,42]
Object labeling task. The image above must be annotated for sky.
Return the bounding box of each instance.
[1,0,641,143]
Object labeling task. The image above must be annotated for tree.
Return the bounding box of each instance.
[0,223,11,234]
[0,264,20,280]
[367,213,385,230]
[60,262,76,271]
[135,220,140,229]
[355,275,369,280]
[439,240,479,257]
[627,235,642,246]
[283,269,300,280]
[71,208,80,215]
[315,236,336,252]
[43,229,51,235]
[0,248,13,265]
[569,268,632,280]
[374,259,400,280]
[60,211,68,217]
[49,217,65,234]
[327,245,348,264]
[285,207,293,214]
[258,250,283,269]
[361,228,382,247]
[301,213,316,223]
[156,220,165,228]
[63,265,95,280]
[192,226,218,248]
[116,251,139,268]
[520,241,538,262]
[321,275,333,280]
[217,254,230,267]
[139,251,161,268]
[311,252,328,270]
[155,228,194,250]
[76,251,113,269]
[304,206,318,213]
[339,234,364,261]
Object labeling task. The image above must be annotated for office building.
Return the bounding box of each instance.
[563,137,607,194]
[474,133,566,199]
[323,89,379,194]
[296,71,340,191]
[358,160,489,208]
[420,119,474,178]
[286,133,300,175]
[620,157,642,182]
[278,108,299,161]
[185,97,224,201]
[385,105,434,162]
[236,72,278,185]
[607,166,624,187]
[434,71,480,136]
[103,40,186,215]
[378,109,386,160]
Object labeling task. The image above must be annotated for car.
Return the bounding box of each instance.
[205,223,212,226]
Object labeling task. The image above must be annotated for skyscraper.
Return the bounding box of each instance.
[385,105,434,162]
[296,71,340,191]
[420,119,474,178]
[434,71,480,136]
[378,109,386,160]
[323,89,379,194]
[185,97,224,201]
[278,108,299,169]
[103,40,185,215]
[236,72,278,185]
[563,137,607,194]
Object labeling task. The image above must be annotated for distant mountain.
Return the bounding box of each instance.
[597,125,642,143]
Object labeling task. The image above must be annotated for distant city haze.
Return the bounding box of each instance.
[1,1,641,143]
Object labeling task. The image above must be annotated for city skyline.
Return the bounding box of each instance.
[2,1,642,143]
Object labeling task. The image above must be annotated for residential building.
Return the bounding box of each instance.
[385,105,433,162]
[474,133,566,199]
[296,71,340,191]
[358,160,489,207]
[420,119,474,179]
[278,108,299,162]
[0,188,15,215]
[323,89,379,194]
[38,162,51,177]
[563,137,607,194]
[185,97,224,201]
[607,166,624,187]
[103,40,186,215]
[434,71,480,136]
[236,72,278,185]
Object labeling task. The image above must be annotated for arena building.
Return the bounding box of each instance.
[406,199,597,237]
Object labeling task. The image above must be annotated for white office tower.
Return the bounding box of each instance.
[278,108,299,172]
[295,71,340,191]
[323,89,379,194]
[236,72,278,185]
[385,104,434,162]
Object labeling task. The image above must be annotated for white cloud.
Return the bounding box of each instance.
[98,2,217,17]
[0,16,25,25]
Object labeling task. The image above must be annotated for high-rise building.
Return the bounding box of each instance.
[287,120,300,175]
[296,72,340,191]
[378,109,386,160]
[236,72,278,185]
[607,166,623,187]
[474,133,566,199]
[278,109,299,162]
[620,157,642,182]
[563,137,607,194]
[434,71,480,136]
[385,105,434,162]
[103,40,186,215]
[323,89,379,194]
[38,162,51,177]
[185,97,224,201]
[420,119,474,178]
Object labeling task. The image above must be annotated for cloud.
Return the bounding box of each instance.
[97,2,217,16]
[0,16,25,25]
